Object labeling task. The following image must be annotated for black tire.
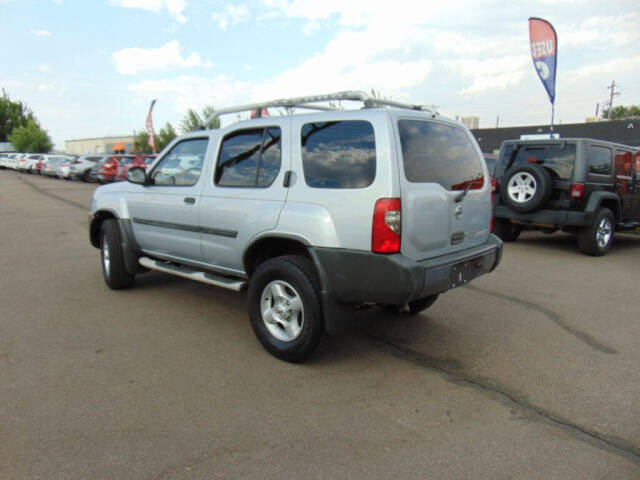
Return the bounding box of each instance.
[577,208,615,256]
[100,219,135,289]
[81,170,92,182]
[493,218,522,242]
[247,255,323,363]
[382,294,439,315]
[500,164,552,213]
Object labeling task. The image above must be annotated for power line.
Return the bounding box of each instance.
[605,80,621,119]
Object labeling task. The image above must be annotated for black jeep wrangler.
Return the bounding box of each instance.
[492,138,640,256]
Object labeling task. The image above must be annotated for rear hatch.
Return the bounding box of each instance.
[497,141,576,208]
[396,119,491,261]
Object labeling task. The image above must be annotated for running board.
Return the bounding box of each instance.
[138,256,247,291]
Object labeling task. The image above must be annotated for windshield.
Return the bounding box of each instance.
[398,120,484,190]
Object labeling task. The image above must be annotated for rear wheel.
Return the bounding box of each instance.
[493,218,522,242]
[81,170,91,182]
[100,219,135,289]
[500,164,552,213]
[247,255,323,363]
[577,208,614,256]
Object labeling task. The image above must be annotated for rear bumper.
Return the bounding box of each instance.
[494,205,594,227]
[310,234,503,308]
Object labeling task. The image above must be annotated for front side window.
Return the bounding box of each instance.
[301,120,376,188]
[151,138,208,186]
[399,120,483,189]
[215,127,282,187]
[587,145,612,176]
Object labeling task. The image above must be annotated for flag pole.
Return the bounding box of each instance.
[550,102,555,138]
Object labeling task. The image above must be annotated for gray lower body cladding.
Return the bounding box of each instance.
[309,234,503,307]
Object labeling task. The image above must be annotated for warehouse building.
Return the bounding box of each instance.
[65,135,134,155]
[471,118,640,154]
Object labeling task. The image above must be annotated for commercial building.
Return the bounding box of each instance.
[65,135,134,155]
[471,118,640,153]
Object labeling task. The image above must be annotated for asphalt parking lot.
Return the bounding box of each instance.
[1,170,639,479]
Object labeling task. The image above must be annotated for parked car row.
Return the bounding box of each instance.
[0,153,156,183]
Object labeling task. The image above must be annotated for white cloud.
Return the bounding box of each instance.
[37,63,53,72]
[211,4,250,30]
[52,0,63,5]
[112,40,203,75]
[30,29,52,37]
[109,0,187,23]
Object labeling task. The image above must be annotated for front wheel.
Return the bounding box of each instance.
[577,208,614,256]
[247,255,323,363]
[100,219,135,289]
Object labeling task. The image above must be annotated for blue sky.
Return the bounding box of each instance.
[1,0,639,149]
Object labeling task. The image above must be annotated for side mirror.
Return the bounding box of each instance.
[127,166,148,185]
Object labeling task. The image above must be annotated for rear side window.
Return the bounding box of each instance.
[587,145,612,176]
[398,120,483,189]
[301,120,376,188]
[216,127,281,187]
[509,144,576,179]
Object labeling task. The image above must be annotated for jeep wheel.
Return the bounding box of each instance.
[500,164,552,213]
[493,218,522,242]
[577,208,614,256]
[247,255,323,363]
[382,294,439,315]
[100,219,135,289]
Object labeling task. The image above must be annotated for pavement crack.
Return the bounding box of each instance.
[366,333,640,464]
[466,285,617,355]
[16,175,88,211]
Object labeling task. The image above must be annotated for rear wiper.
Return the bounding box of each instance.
[454,175,481,203]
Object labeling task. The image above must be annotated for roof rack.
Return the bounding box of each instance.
[206,90,437,123]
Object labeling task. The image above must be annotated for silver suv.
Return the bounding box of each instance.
[89,91,502,362]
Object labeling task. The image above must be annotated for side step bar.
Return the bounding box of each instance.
[139,256,247,291]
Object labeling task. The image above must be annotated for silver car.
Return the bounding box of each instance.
[89,91,502,362]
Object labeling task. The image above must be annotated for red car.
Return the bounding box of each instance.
[115,154,156,182]
[98,155,130,183]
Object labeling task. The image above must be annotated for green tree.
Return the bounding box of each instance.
[603,104,640,120]
[157,122,177,150]
[133,122,178,154]
[179,106,220,133]
[132,130,153,154]
[0,89,36,142]
[8,119,52,153]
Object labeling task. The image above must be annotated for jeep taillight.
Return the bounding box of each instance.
[372,198,401,253]
[570,182,584,198]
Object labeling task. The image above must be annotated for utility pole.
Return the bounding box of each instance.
[606,81,620,119]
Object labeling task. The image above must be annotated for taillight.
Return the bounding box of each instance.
[570,183,584,198]
[372,198,401,253]
[491,177,498,193]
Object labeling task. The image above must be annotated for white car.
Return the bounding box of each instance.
[69,155,108,181]
[16,154,45,173]
[52,155,77,179]
[2,153,25,170]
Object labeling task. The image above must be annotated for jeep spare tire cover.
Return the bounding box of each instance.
[500,163,552,213]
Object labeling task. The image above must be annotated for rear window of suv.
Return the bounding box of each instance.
[503,143,576,179]
[398,120,483,189]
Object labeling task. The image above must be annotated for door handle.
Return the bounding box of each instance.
[184,197,196,204]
